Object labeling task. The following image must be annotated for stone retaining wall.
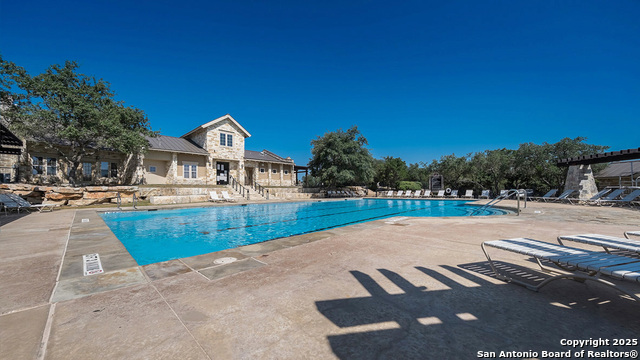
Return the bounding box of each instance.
[0,183,139,206]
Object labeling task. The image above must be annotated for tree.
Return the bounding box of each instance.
[309,126,374,187]
[1,57,156,184]
[376,156,408,189]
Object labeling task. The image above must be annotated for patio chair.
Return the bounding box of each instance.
[385,190,393,197]
[625,231,640,239]
[587,188,625,206]
[529,189,558,202]
[567,188,611,205]
[413,190,422,197]
[209,191,224,202]
[434,190,445,198]
[396,190,404,197]
[479,190,490,199]
[221,191,237,202]
[404,190,412,197]
[462,190,474,199]
[557,233,640,255]
[602,189,640,207]
[548,189,576,202]
[482,238,640,301]
[2,193,58,213]
[0,193,21,214]
[421,190,431,198]
[447,190,458,198]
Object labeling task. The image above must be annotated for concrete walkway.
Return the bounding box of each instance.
[1,200,639,359]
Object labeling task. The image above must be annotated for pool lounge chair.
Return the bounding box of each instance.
[479,190,490,199]
[447,190,458,198]
[1,193,58,213]
[413,190,422,197]
[625,231,640,239]
[385,190,393,197]
[421,190,431,198]
[587,188,626,206]
[601,189,640,207]
[482,238,640,301]
[548,189,576,202]
[0,194,21,214]
[221,191,237,202]
[434,190,445,198]
[568,188,611,205]
[209,191,224,202]
[404,190,412,197]
[557,233,640,255]
[529,189,558,202]
[396,190,404,197]
[462,190,473,199]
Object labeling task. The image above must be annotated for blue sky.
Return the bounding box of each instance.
[1,1,638,165]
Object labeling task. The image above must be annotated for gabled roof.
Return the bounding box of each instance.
[181,114,251,139]
[245,149,294,164]
[0,123,23,155]
[595,160,640,178]
[146,135,208,155]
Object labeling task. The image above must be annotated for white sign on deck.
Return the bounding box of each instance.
[83,253,104,276]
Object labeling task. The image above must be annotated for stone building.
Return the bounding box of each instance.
[142,114,297,186]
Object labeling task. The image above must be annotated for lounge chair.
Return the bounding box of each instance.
[462,190,473,199]
[404,190,412,197]
[385,190,393,197]
[421,190,431,198]
[529,189,558,202]
[499,190,508,198]
[482,238,640,301]
[221,191,237,202]
[625,231,640,239]
[413,190,422,197]
[567,188,611,205]
[447,190,458,198]
[0,194,21,214]
[601,189,640,207]
[209,191,224,202]
[557,234,640,255]
[396,190,404,197]
[1,193,58,213]
[479,190,490,199]
[549,189,576,202]
[587,188,625,205]
[434,190,445,198]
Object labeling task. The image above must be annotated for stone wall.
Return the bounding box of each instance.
[266,187,323,199]
[0,183,139,206]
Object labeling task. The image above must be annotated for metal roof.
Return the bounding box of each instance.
[595,160,640,178]
[146,135,208,155]
[557,147,640,166]
[0,123,23,155]
[244,149,294,164]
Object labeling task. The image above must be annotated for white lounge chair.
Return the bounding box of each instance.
[434,190,445,198]
[558,234,640,254]
[221,191,237,202]
[482,238,640,301]
[413,190,422,197]
[529,189,558,202]
[625,231,640,239]
[396,191,403,197]
[499,190,508,198]
[421,190,431,198]
[448,190,458,198]
[209,191,223,202]
[479,190,490,199]
[385,190,393,197]
[462,190,473,199]
[404,190,412,197]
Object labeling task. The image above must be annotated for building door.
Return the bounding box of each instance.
[216,162,229,185]
[245,167,254,186]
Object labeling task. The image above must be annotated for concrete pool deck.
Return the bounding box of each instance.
[1,200,640,359]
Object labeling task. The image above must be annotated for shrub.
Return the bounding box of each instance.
[398,181,421,191]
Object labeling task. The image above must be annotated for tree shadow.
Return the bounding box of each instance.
[0,211,30,227]
[315,263,640,360]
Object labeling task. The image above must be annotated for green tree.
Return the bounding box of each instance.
[308,126,374,187]
[376,156,408,189]
[1,58,156,185]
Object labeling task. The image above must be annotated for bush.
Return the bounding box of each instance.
[398,181,421,191]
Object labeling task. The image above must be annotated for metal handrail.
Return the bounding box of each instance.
[229,175,249,199]
[254,182,265,197]
[116,192,122,210]
[132,193,138,209]
[471,189,526,216]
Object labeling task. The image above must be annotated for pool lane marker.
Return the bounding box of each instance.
[83,253,104,276]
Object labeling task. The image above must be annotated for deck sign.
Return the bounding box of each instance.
[83,253,104,276]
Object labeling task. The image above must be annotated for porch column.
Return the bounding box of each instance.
[268,163,272,186]
[280,164,283,185]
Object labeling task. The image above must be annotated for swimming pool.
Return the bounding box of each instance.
[100,199,508,265]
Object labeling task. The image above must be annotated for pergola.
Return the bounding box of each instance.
[0,123,23,155]
[556,147,640,199]
[294,165,309,185]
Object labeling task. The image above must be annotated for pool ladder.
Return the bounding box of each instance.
[116,192,138,211]
[470,189,527,216]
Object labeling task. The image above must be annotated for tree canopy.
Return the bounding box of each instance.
[1,56,155,184]
[309,126,374,187]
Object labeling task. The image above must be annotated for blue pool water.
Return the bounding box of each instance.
[100,199,507,265]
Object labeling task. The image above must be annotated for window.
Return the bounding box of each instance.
[220,132,233,147]
[101,162,109,177]
[272,169,277,174]
[32,156,44,175]
[183,164,197,179]
[46,158,57,175]
[148,166,157,173]
[284,170,289,175]
[260,168,265,173]
[83,162,92,181]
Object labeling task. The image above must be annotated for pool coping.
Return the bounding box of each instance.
[52,198,513,302]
